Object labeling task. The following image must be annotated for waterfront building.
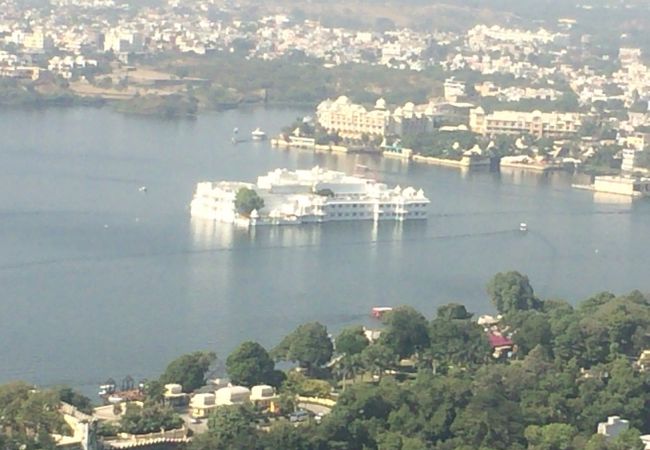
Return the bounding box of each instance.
[316,96,391,139]
[592,175,650,197]
[190,166,429,226]
[316,96,434,139]
[469,107,582,137]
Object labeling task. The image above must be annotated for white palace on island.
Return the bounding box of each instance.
[190,166,430,226]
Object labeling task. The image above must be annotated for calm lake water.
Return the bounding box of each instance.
[1,106,648,395]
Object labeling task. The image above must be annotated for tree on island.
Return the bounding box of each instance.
[226,341,279,387]
[235,187,264,217]
[159,351,216,393]
[273,322,333,373]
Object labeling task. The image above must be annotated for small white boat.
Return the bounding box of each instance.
[519,222,528,232]
[251,128,266,140]
[138,186,147,192]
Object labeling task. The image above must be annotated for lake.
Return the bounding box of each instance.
[0,106,648,395]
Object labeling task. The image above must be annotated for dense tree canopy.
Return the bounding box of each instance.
[273,322,334,371]
[379,306,430,358]
[120,402,183,435]
[234,187,265,217]
[159,351,216,393]
[8,272,650,450]
[487,271,541,314]
[0,382,67,450]
[335,326,369,356]
[226,341,277,387]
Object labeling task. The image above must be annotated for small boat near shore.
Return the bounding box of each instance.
[251,128,267,140]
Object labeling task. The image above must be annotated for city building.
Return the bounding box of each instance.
[189,393,217,418]
[163,384,188,407]
[469,107,582,137]
[592,175,650,197]
[250,385,278,410]
[215,386,251,406]
[103,29,145,53]
[597,416,629,440]
[22,30,54,52]
[316,96,434,139]
[316,96,391,139]
[444,77,466,102]
[190,166,429,226]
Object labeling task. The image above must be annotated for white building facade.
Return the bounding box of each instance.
[191,166,429,226]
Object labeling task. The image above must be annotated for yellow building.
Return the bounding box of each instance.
[317,96,391,139]
[469,107,582,137]
[316,96,434,139]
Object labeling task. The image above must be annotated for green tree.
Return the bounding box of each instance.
[524,423,579,450]
[510,312,553,356]
[360,343,397,381]
[436,303,472,321]
[57,387,92,414]
[190,405,257,449]
[259,422,312,449]
[159,351,216,393]
[0,382,66,449]
[487,271,541,315]
[235,187,264,217]
[379,306,430,359]
[119,402,183,435]
[142,379,165,404]
[450,384,525,450]
[226,341,276,387]
[429,316,490,367]
[335,326,369,356]
[609,428,645,450]
[273,322,333,371]
[282,371,332,397]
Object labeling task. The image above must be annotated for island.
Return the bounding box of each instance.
[190,166,429,226]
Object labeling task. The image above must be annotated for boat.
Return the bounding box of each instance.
[519,222,528,232]
[251,128,267,140]
[371,306,393,319]
[138,186,147,192]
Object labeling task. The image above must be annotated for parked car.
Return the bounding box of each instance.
[289,410,310,423]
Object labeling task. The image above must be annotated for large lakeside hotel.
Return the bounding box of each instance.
[190,166,430,226]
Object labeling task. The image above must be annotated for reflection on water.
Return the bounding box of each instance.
[593,192,634,206]
[190,217,426,252]
[498,167,576,189]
